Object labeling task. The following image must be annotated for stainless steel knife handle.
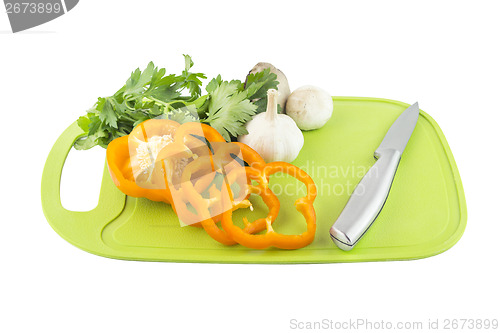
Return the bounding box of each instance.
[330,149,402,251]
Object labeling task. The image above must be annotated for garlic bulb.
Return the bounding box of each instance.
[238,89,304,163]
[285,85,333,130]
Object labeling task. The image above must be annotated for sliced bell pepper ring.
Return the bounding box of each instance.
[223,166,280,235]
[221,162,317,250]
[170,156,219,226]
[128,119,180,190]
[156,132,236,228]
[107,118,315,249]
[174,122,226,144]
[208,141,268,195]
[107,136,166,203]
[167,171,217,229]
[176,155,247,245]
[173,122,225,159]
[107,120,225,205]
[231,142,266,170]
[106,119,180,204]
[174,153,274,244]
[166,140,267,230]
[196,183,275,245]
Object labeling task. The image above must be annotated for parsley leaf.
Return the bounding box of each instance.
[74,55,206,150]
[167,105,199,124]
[244,68,280,113]
[124,62,156,98]
[74,56,280,149]
[98,98,118,128]
[179,54,207,100]
[204,79,257,141]
[200,70,279,140]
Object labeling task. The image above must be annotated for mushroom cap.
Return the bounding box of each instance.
[249,62,291,111]
[285,85,333,130]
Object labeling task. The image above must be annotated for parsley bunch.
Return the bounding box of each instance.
[74,55,278,149]
[202,68,279,140]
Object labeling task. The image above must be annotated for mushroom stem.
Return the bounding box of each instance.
[265,89,279,122]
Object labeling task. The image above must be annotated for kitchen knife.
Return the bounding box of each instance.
[329,102,420,251]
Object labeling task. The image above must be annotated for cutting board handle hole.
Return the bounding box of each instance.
[60,147,105,212]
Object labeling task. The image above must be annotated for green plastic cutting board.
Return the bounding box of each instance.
[41,97,466,263]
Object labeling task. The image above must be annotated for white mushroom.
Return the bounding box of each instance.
[285,85,333,130]
[248,62,291,111]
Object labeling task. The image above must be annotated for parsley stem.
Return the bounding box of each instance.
[148,97,170,107]
[120,114,136,122]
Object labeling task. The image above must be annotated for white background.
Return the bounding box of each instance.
[1,1,499,332]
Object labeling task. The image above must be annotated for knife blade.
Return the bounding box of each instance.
[329,102,420,251]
